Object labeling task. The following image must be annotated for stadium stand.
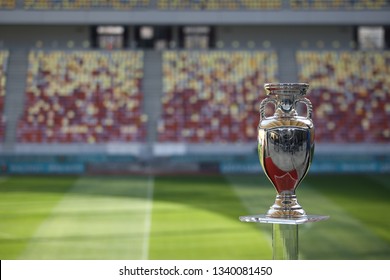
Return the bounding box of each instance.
[0,50,8,142]
[0,0,388,177]
[0,0,14,9]
[290,0,388,10]
[157,0,281,10]
[297,51,390,143]
[158,51,278,143]
[19,0,283,10]
[17,50,147,143]
[0,0,384,11]
[23,0,150,10]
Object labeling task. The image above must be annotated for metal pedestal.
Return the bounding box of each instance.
[239,214,329,260]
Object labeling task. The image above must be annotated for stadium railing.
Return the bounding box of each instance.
[17,50,147,143]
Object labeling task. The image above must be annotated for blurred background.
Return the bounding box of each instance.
[0,0,389,260]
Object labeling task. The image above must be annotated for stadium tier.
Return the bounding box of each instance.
[290,0,388,10]
[17,50,147,143]
[297,51,390,143]
[158,51,278,143]
[1,0,282,10]
[1,0,388,10]
[6,49,390,145]
[0,0,14,9]
[158,50,390,144]
[23,0,150,10]
[0,50,8,142]
[157,0,281,10]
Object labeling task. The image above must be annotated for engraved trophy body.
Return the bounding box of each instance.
[258,83,314,218]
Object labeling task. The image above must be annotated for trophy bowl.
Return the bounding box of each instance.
[258,83,314,219]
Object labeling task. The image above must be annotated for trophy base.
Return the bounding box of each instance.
[266,193,306,219]
[239,214,329,224]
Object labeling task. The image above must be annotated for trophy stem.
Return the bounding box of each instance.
[272,224,298,260]
[267,193,306,218]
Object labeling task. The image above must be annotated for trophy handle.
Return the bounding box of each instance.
[259,98,277,120]
[299,98,313,119]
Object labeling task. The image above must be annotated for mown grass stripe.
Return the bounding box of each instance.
[0,176,8,183]
[1,174,389,260]
[0,176,77,259]
[226,174,390,260]
[225,174,274,240]
[149,175,272,259]
[299,174,390,259]
[19,176,152,259]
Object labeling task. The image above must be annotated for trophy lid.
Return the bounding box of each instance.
[264,83,309,96]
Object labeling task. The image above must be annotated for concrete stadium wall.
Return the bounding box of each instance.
[0,25,90,49]
[216,25,354,49]
[1,143,390,175]
[0,24,354,50]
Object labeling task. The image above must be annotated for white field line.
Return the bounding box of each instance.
[141,175,154,260]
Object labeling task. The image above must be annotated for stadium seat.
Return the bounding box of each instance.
[23,0,150,10]
[159,51,278,143]
[289,0,387,10]
[3,0,388,11]
[157,0,281,10]
[17,50,147,143]
[297,50,390,143]
[0,50,9,142]
[0,0,15,9]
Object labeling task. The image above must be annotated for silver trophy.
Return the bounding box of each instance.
[240,83,328,260]
[258,83,314,218]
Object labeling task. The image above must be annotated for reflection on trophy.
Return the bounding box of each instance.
[258,83,314,218]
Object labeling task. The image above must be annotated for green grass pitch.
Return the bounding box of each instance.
[0,174,389,260]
